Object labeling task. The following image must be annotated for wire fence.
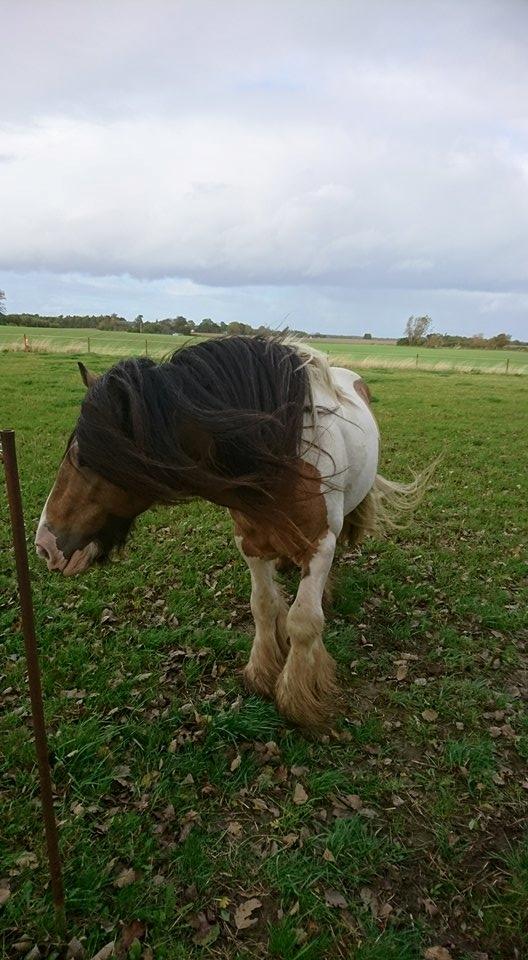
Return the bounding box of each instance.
[1,333,526,375]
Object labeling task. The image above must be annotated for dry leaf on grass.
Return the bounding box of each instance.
[395,663,408,681]
[190,912,220,946]
[65,938,85,959]
[293,782,308,805]
[322,848,336,862]
[227,821,243,837]
[113,867,137,888]
[324,889,348,909]
[422,709,438,722]
[424,948,453,960]
[234,897,262,930]
[0,882,10,906]
[90,943,115,960]
[230,755,241,771]
[120,921,146,950]
[342,794,363,810]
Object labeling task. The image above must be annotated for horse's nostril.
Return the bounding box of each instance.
[37,545,50,561]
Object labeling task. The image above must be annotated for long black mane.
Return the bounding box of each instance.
[75,336,311,516]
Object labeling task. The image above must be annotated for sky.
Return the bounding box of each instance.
[1,0,527,338]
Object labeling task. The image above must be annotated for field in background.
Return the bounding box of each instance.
[1,351,527,960]
[1,325,526,374]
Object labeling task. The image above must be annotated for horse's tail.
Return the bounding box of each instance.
[340,460,439,547]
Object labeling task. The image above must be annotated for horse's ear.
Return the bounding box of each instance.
[78,362,100,389]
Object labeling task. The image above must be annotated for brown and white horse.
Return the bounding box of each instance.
[35,336,424,728]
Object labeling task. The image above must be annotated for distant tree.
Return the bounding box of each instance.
[132,314,144,333]
[363,332,372,340]
[0,289,5,315]
[172,316,193,335]
[226,321,253,336]
[195,318,221,333]
[404,315,432,345]
[488,332,511,349]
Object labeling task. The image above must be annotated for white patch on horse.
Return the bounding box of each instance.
[235,535,289,698]
[275,529,338,727]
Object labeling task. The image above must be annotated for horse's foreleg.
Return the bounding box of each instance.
[236,541,290,699]
[275,530,338,729]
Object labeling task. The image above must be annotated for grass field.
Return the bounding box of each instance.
[1,325,526,375]
[1,350,527,960]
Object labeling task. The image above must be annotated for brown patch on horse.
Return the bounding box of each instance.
[230,462,328,567]
[353,378,372,405]
[44,446,151,559]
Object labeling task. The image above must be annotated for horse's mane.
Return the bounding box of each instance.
[75,335,320,516]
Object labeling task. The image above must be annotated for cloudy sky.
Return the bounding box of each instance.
[1,0,527,337]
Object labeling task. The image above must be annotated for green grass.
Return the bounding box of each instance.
[1,323,526,372]
[1,351,527,959]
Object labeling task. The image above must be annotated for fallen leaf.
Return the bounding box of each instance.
[230,755,241,772]
[424,948,453,960]
[227,821,243,837]
[12,939,32,955]
[293,782,308,805]
[127,940,142,960]
[282,833,299,848]
[190,912,221,947]
[290,764,308,777]
[15,851,38,870]
[24,948,41,960]
[90,941,115,960]
[101,608,117,624]
[121,921,146,950]
[0,883,10,906]
[193,923,220,947]
[324,889,348,909]
[322,848,336,862]
[114,867,137,888]
[342,794,363,810]
[422,709,438,722]
[234,897,262,930]
[66,938,85,959]
[395,663,408,681]
[422,898,439,916]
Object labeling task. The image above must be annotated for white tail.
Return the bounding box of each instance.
[342,459,439,546]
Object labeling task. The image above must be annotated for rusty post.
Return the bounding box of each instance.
[0,429,66,934]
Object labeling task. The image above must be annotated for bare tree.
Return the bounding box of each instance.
[404,314,432,345]
[0,289,5,314]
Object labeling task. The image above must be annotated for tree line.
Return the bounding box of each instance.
[0,305,307,339]
[398,315,525,350]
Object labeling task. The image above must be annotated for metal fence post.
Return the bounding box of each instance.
[0,429,66,934]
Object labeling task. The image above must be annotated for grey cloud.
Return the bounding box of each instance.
[1,0,527,335]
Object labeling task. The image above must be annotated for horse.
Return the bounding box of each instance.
[35,335,425,729]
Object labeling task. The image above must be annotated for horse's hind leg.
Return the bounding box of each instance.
[236,541,290,699]
[275,530,338,729]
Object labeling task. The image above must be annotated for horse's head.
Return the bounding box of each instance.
[35,363,151,576]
